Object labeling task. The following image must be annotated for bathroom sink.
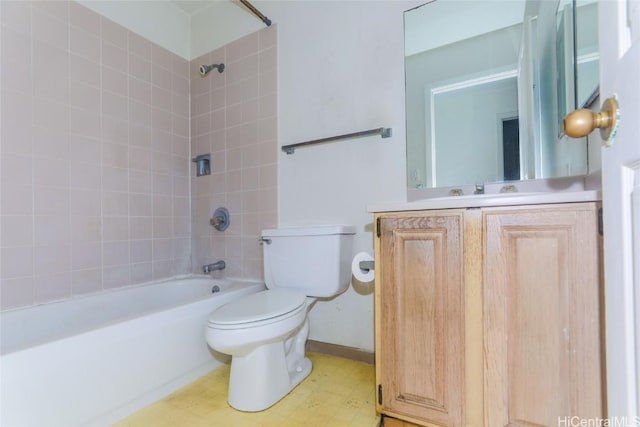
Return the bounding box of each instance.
[430,191,542,201]
[367,190,601,213]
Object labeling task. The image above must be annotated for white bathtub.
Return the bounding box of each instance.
[0,275,264,427]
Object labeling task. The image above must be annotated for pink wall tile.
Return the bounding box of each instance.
[34,99,69,131]
[101,17,127,49]
[172,55,189,79]
[34,215,71,245]
[130,240,152,263]
[70,216,101,242]
[130,262,152,283]
[69,189,100,215]
[130,194,152,216]
[129,31,152,60]
[129,100,152,127]
[32,7,68,50]
[70,54,100,87]
[72,269,102,295]
[1,1,32,34]
[259,26,276,50]
[152,65,173,91]
[103,67,129,97]
[103,217,129,241]
[129,54,152,81]
[151,44,174,71]
[1,246,34,279]
[34,244,70,275]
[130,217,153,240]
[32,272,71,304]
[71,242,102,270]
[103,241,130,266]
[1,26,33,94]
[1,189,34,216]
[172,94,189,119]
[188,27,277,279]
[34,187,70,215]
[103,265,131,289]
[32,1,68,23]
[1,4,278,309]
[70,26,100,62]
[70,82,101,112]
[1,277,34,310]
[69,1,99,35]
[102,41,128,73]
[226,31,259,63]
[130,77,152,105]
[130,171,152,195]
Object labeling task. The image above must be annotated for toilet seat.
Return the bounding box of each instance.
[208,289,307,329]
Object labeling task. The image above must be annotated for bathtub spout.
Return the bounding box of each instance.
[203,261,226,273]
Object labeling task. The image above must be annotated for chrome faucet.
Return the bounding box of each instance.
[203,260,225,273]
[474,183,485,195]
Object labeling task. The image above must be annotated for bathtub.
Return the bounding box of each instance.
[0,275,265,427]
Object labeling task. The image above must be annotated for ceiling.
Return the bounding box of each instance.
[170,0,219,16]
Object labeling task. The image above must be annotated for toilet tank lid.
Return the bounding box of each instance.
[262,225,356,237]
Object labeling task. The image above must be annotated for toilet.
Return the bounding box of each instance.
[205,225,356,412]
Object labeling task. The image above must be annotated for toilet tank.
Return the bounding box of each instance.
[261,225,356,297]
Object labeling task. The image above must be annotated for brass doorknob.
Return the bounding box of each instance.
[563,97,619,143]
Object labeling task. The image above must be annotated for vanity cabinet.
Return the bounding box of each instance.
[374,202,604,427]
[375,212,466,426]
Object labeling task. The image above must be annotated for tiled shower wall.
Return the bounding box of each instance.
[0,1,192,309]
[190,27,277,280]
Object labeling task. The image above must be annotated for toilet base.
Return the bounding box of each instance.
[227,319,312,412]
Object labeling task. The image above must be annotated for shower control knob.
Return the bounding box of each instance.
[210,207,230,231]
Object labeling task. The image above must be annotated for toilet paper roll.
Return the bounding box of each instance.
[351,252,375,283]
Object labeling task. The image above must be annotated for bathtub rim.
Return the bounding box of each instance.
[0,275,266,356]
[0,274,259,315]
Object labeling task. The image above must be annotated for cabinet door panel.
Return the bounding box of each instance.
[378,213,464,427]
[483,205,603,426]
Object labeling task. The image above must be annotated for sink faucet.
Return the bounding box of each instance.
[203,260,225,273]
[474,184,485,195]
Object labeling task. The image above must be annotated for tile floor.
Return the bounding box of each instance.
[113,353,380,427]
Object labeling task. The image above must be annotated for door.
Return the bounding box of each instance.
[483,204,603,425]
[376,212,465,427]
[599,0,640,416]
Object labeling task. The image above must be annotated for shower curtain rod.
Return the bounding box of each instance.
[239,0,272,26]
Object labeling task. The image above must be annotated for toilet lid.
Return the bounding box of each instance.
[208,289,307,325]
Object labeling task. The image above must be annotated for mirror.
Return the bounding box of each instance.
[575,0,599,107]
[405,0,599,191]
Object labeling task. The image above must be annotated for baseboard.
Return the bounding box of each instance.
[306,340,375,364]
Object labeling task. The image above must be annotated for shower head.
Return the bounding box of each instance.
[199,63,225,76]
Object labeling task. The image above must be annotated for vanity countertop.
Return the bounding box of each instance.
[367,190,601,213]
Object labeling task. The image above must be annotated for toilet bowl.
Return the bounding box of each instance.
[206,289,315,411]
[205,225,355,412]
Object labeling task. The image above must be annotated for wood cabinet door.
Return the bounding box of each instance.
[483,203,603,426]
[376,212,465,427]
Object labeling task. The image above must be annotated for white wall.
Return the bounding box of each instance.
[270,1,419,352]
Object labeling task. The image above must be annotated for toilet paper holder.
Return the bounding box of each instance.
[359,260,375,272]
